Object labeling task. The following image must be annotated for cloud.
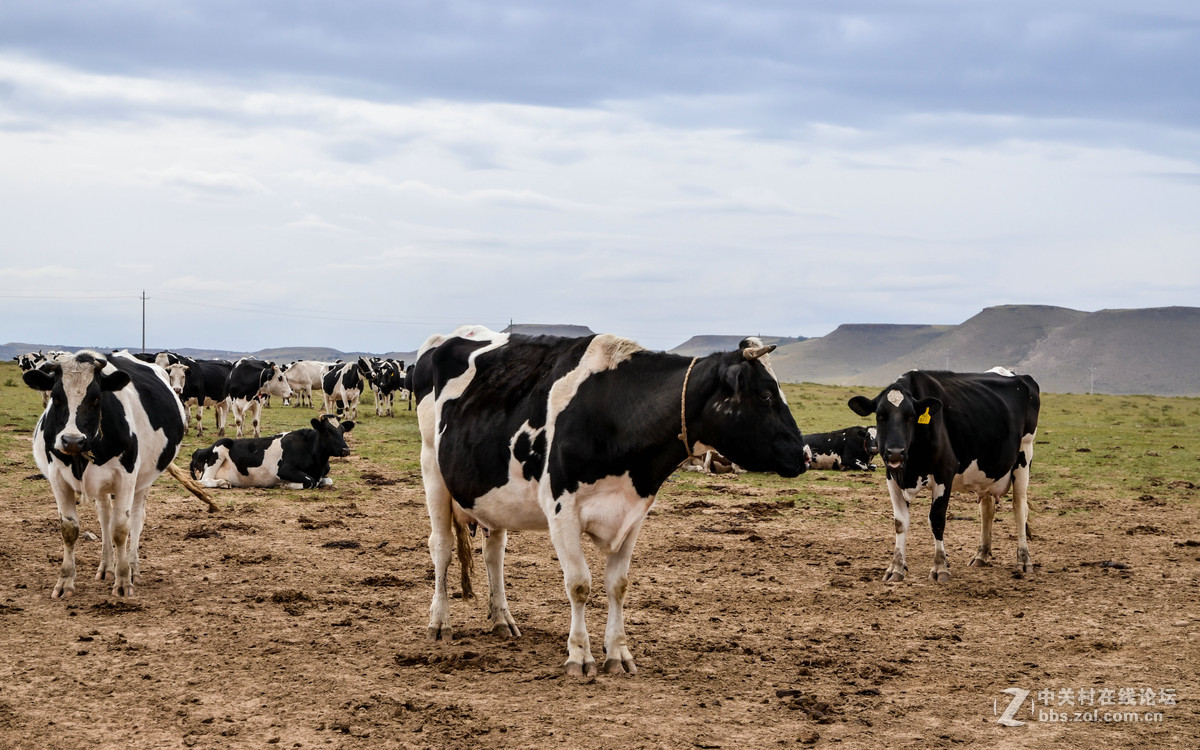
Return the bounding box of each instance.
[136,165,269,196]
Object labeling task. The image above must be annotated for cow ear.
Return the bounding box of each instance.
[310,418,324,430]
[23,368,57,392]
[915,397,942,425]
[848,396,876,417]
[100,370,131,392]
[719,360,744,394]
[341,420,355,432]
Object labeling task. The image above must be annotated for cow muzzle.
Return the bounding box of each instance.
[60,434,87,455]
[885,449,905,470]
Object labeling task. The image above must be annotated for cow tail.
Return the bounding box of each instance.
[165,463,220,513]
[453,514,475,601]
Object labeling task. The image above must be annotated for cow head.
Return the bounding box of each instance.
[165,363,189,396]
[313,414,354,458]
[357,357,379,384]
[848,386,942,473]
[695,338,808,477]
[23,352,130,456]
[260,362,294,400]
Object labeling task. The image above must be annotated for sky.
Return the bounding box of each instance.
[1,1,1198,354]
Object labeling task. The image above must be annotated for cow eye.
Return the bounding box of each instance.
[759,391,773,403]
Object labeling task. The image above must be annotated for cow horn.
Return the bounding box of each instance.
[743,344,776,361]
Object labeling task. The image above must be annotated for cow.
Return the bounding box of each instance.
[189,414,355,489]
[804,426,878,471]
[285,360,340,409]
[16,351,56,407]
[403,363,415,411]
[226,358,292,438]
[23,350,216,599]
[363,358,405,417]
[848,367,1041,583]
[322,359,368,420]
[161,356,234,436]
[414,326,808,676]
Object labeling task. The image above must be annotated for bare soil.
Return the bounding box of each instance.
[1,447,1198,749]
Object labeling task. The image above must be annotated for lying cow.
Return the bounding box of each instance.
[848,367,1040,582]
[189,414,354,489]
[679,449,745,475]
[415,326,808,676]
[804,426,878,471]
[24,350,216,599]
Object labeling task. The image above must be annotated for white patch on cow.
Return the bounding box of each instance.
[571,473,656,555]
[809,451,840,470]
[953,459,1011,496]
[468,476,546,532]
[545,334,643,438]
[886,389,905,407]
[987,366,1015,377]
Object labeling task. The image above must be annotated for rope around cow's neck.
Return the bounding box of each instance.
[678,357,701,462]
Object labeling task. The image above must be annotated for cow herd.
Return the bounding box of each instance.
[14,329,1040,677]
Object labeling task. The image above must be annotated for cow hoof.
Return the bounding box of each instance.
[112,582,134,597]
[1020,561,1035,574]
[930,569,950,583]
[603,657,637,675]
[882,570,906,583]
[427,625,452,642]
[565,661,597,678]
[490,622,521,638]
[968,557,990,567]
[51,584,74,600]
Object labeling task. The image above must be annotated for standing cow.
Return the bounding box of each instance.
[189,414,354,489]
[23,350,215,599]
[282,359,336,408]
[415,326,808,676]
[322,359,368,420]
[226,358,293,438]
[161,355,234,436]
[848,368,1040,582]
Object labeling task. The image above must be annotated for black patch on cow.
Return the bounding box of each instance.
[109,355,185,471]
[554,502,561,514]
[228,359,276,401]
[429,337,491,397]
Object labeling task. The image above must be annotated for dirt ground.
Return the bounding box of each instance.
[1,434,1197,749]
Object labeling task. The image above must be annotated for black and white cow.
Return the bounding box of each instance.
[848,367,1041,583]
[16,351,56,407]
[282,359,336,408]
[23,350,216,599]
[363,358,405,417]
[322,359,367,420]
[226,358,293,438]
[415,326,808,676]
[804,426,878,471]
[189,414,355,489]
[160,355,234,436]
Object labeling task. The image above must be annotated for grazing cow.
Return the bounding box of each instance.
[23,350,216,599]
[415,326,808,676]
[848,367,1041,583]
[226,358,293,438]
[161,356,234,436]
[189,414,355,489]
[322,359,368,420]
[804,426,879,471]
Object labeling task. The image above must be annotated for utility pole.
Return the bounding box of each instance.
[1088,366,1096,395]
[141,290,147,352]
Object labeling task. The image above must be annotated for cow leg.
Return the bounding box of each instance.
[970,493,996,567]
[603,517,645,675]
[109,485,137,597]
[548,499,596,677]
[50,480,81,599]
[128,487,150,583]
[231,399,247,438]
[928,480,951,583]
[1014,434,1035,573]
[215,400,229,437]
[423,460,456,642]
[194,403,206,436]
[484,529,520,637]
[249,399,263,438]
[883,478,910,582]
[94,493,115,582]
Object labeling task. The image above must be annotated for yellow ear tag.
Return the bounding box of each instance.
[917,407,932,425]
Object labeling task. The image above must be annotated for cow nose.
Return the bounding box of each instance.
[61,434,86,454]
[885,448,905,467]
[173,387,183,394]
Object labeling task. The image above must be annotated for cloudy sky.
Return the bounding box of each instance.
[2,1,1198,354]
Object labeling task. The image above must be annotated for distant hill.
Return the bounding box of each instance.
[772,305,1200,396]
[670,335,806,357]
[7,305,1199,395]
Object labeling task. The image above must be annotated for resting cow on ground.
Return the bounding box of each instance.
[189,414,354,489]
[23,350,215,599]
[848,367,1040,583]
[161,356,234,436]
[804,426,878,471]
[415,326,808,676]
[226,358,293,438]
